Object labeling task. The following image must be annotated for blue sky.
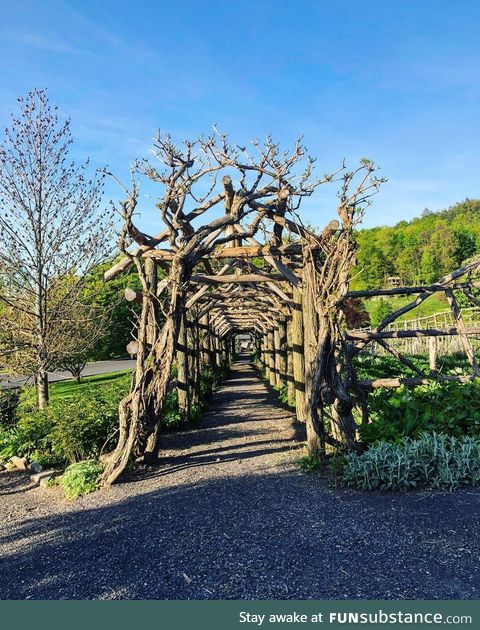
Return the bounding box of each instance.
[1,0,479,230]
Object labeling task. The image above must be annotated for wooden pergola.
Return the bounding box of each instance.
[99,132,480,485]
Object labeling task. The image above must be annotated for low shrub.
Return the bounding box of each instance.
[0,389,20,428]
[0,374,130,466]
[343,432,480,492]
[296,454,323,473]
[59,460,103,499]
[359,380,480,444]
[161,390,182,430]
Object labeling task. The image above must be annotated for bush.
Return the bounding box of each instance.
[343,433,480,492]
[0,389,20,428]
[59,460,102,499]
[360,380,480,444]
[0,374,130,466]
[369,299,394,327]
[296,454,323,473]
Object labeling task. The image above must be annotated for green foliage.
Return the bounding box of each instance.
[81,259,145,360]
[360,380,480,445]
[352,198,480,291]
[296,454,323,473]
[0,389,20,428]
[343,433,480,492]
[0,374,131,465]
[355,352,470,381]
[368,299,393,327]
[59,460,103,499]
[161,390,182,430]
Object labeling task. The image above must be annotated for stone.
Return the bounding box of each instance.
[30,470,56,486]
[29,462,43,474]
[5,462,17,471]
[10,456,28,470]
[0,463,6,472]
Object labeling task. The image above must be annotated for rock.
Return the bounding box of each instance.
[10,455,28,470]
[5,462,17,471]
[29,462,43,473]
[0,463,6,472]
[30,470,56,486]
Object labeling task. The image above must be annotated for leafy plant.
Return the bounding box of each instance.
[296,454,323,473]
[343,432,480,492]
[0,374,131,465]
[59,460,103,499]
[359,380,480,444]
[0,389,20,428]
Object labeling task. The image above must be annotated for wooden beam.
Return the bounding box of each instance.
[357,374,478,391]
[346,326,480,341]
[345,281,480,299]
[190,273,289,285]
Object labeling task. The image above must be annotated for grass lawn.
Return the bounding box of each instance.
[50,370,132,400]
[364,293,449,324]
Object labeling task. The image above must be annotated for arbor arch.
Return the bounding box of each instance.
[100,131,480,486]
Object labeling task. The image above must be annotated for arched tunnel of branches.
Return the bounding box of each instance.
[100,133,480,486]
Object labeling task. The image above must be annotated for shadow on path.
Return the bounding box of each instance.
[1,354,479,600]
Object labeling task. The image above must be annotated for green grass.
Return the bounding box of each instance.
[50,370,132,400]
[364,293,448,324]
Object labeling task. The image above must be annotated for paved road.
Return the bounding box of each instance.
[0,359,136,389]
[1,355,479,599]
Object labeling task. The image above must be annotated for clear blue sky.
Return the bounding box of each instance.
[1,0,479,229]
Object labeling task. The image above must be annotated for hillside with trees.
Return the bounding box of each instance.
[353,198,480,290]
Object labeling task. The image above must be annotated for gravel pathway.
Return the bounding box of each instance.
[1,355,479,600]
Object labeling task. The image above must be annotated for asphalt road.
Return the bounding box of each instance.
[0,359,136,389]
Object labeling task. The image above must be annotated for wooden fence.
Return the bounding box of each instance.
[355,307,480,358]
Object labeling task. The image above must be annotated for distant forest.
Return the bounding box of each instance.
[353,198,480,290]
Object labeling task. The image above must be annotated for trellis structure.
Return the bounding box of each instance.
[99,132,480,485]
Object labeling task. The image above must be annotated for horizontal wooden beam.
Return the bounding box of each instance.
[345,326,480,341]
[345,281,480,299]
[190,273,291,285]
[144,243,307,261]
[356,374,477,391]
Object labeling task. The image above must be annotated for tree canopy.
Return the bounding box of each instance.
[353,199,480,289]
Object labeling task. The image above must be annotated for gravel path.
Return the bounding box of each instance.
[1,354,479,600]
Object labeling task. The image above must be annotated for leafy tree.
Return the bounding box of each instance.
[81,259,144,360]
[352,199,480,290]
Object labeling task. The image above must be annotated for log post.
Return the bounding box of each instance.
[274,325,282,388]
[267,329,276,386]
[429,336,438,374]
[292,287,306,422]
[286,317,295,406]
[276,314,287,389]
[302,260,324,456]
[176,303,190,420]
[192,316,201,405]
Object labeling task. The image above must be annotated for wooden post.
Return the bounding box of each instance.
[292,287,306,422]
[274,325,282,388]
[264,332,271,381]
[267,329,276,386]
[429,336,438,374]
[302,261,323,456]
[446,289,480,375]
[261,335,267,373]
[192,316,201,405]
[277,314,287,389]
[176,304,190,420]
[145,258,157,346]
[286,317,295,406]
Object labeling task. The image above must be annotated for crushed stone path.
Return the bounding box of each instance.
[1,354,479,599]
